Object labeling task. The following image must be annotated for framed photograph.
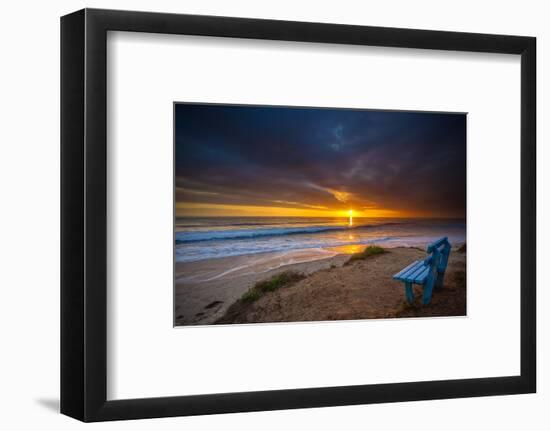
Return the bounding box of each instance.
[61,8,536,422]
[174,103,467,326]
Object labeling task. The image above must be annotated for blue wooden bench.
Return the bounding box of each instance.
[393,237,451,305]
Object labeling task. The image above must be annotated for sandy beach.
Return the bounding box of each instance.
[175,249,350,325]
[175,244,466,326]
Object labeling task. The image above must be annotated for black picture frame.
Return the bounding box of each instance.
[61,8,536,422]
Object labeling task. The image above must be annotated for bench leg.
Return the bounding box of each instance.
[435,270,446,289]
[404,282,414,304]
[422,273,435,305]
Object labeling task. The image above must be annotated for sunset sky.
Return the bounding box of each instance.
[175,104,466,219]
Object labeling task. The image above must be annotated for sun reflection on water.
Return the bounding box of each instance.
[331,244,365,255]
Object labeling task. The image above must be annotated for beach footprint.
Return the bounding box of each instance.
[204,300,223,310]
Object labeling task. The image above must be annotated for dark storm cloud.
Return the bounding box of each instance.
[175,103,466,217]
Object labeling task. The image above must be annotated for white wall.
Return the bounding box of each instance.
[0,0,547,429]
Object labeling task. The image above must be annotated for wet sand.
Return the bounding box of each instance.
[175,245,466,326]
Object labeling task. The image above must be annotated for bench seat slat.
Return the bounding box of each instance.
[394,261,423,280]
[400,262,424,279]
[393,260,421,279]
[405,263,428,283]
[413,266,430,283]
[394,261,431,284]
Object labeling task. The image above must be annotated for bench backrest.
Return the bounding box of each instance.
[425,237,451,273]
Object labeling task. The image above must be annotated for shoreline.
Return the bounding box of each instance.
[175,243,466,326]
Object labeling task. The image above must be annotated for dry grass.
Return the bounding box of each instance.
[216,271,305,324]
[241,271,305,302]
[345,245,387,265]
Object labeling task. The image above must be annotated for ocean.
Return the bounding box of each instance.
[175,217,466,263]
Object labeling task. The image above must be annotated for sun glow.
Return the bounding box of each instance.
[176,202,404,218]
